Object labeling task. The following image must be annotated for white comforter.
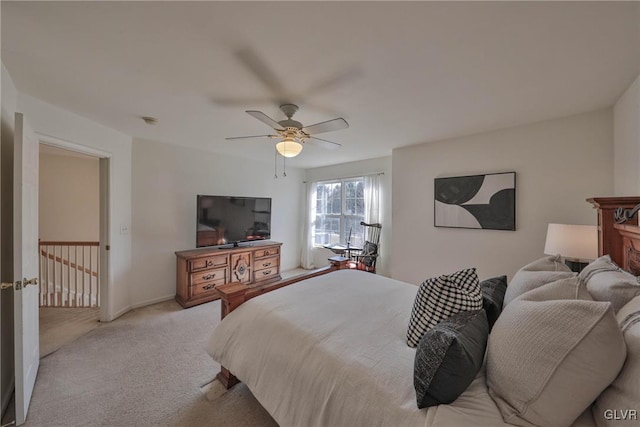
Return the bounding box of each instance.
[206,269,512,427]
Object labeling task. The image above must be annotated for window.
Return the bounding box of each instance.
[314,177,365,247]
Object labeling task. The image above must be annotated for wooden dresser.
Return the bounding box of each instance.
[175,241,282,308]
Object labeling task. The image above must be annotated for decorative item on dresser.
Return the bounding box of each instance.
[175,241,282,308]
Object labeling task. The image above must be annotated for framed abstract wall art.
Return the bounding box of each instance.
[434,172,516,230]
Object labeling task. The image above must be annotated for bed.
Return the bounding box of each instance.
[206,196,640,427]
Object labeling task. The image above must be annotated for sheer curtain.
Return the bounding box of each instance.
[364,174,381,224]
[300,181,317,269]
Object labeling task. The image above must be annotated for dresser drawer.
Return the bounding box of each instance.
[254,255,279,271]
[189,255,228,272]
[254,267,279,282]
[190,267,227,286]
[253,247,279,259]
[190,279,225,297]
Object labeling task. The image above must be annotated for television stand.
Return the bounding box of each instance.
[175,241,282,308]
[217,242,259,250]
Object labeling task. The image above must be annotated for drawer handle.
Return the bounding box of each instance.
[206,260,213,267]
[203,273,216,280]
[262,262,271,267]
[203,283,216,290]
[262,270,272,276]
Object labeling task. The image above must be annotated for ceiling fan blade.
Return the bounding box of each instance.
[211,96,275,107]
[225,134,277,141]
[236,47,288,99]
[304,67,363,97]
[246,110,284,130]
[303,118,349,135]
[308,136,342,150]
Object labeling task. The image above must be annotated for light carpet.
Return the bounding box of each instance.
[40,307,100,357]
[26,299,277,427]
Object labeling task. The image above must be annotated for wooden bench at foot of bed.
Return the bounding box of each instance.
[215,256,351,388]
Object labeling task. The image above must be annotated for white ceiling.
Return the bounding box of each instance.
[2,1,639,168]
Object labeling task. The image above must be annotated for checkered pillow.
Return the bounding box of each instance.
[407,268,483,348]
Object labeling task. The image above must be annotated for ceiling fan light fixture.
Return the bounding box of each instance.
[276,137,303,158]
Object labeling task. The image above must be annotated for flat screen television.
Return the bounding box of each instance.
[196,195,272,248]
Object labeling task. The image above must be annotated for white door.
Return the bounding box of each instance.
[13,112,40,425]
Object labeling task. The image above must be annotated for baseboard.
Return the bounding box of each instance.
[111,305,132,321]
[107,295,182,321]
[131,294,175,309]
[1,376,14,420]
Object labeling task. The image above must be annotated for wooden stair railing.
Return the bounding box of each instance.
[39,241,100,308]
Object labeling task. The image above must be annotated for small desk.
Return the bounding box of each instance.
[323,244,362,259]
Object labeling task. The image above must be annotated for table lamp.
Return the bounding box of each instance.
[543,223,598,272]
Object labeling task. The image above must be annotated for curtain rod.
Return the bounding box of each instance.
[303,172,384,184]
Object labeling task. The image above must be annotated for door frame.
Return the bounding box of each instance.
[37,133,112,322]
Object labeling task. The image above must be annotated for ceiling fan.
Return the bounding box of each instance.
[226,104,349,158]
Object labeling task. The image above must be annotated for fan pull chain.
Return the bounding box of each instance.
[274,148,278,179]
[283,154,287,177]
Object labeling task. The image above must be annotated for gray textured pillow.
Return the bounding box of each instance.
[487,278,626,427]
[407,268,482,348]
[414,309,489,409]
[503,255,575,306]
[480,275,507,331]
[579,255,640,312]
[593,295,640,427]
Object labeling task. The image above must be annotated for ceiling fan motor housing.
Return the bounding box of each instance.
[281,127,306,142]
[279,119,303,130]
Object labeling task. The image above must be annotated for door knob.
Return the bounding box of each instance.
[1,278,37,291]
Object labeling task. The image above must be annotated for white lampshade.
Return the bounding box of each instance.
[275,137,303,158]
[543,223,598,261]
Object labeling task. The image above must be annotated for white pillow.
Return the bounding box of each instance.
[593,295,640,426]
[503,256,575,306]
[487,277,626,427]
[406,268,482,348]
[579,255,640,312]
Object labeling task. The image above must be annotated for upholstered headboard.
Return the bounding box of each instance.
[588,197,640,275]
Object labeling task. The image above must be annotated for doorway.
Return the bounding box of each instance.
[38,144,102,356]
[36,137,111,325]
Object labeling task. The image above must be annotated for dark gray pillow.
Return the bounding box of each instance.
[480,276,507,331]
[414,309,489,409]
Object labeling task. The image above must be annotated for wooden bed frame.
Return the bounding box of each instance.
[214,196,640,389]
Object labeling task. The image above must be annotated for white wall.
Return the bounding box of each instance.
[391,109,613,286]
[304,157,392,276]
[130,138,304,307]
[39,151,99,241]
[0,63,18,418]
[18,94,133,320]
[614,74,640,195]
